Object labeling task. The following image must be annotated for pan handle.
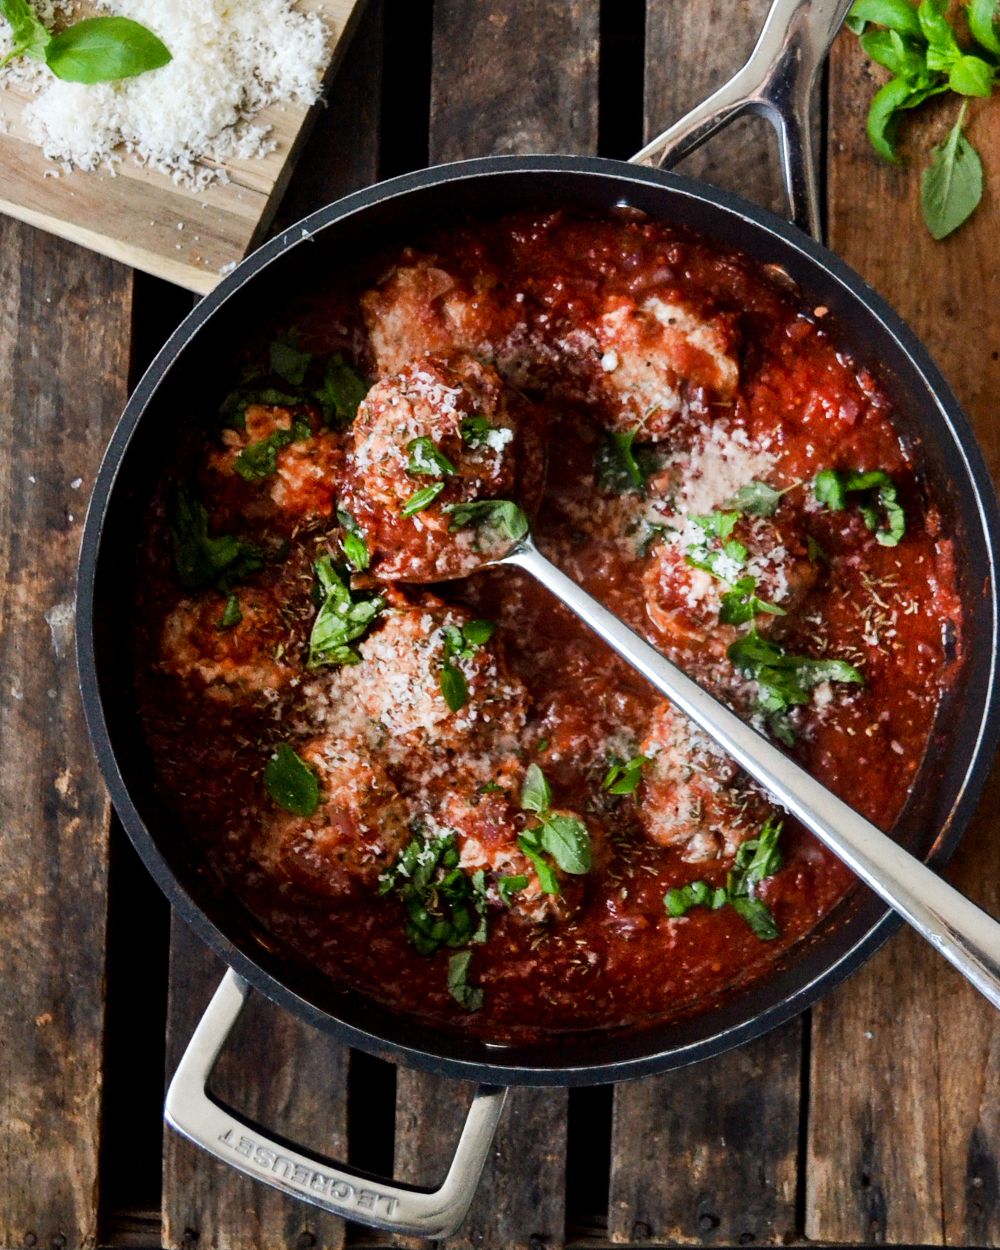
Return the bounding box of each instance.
[630,0,855,239]
[165,970,508,1239]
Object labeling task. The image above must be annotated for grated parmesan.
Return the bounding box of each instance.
[0,0,329,188]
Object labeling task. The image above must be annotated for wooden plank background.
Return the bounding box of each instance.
[0,1,997,1248]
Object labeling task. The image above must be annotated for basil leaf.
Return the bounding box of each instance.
[460,414,493,448]
[718,576,787,626]
[517,832,561,895]
[440,661,468,712]
[918,0,962,66]
[730,896,781,940]
[498,874,529,905]
[269,340,311,385]
[45,16,170,83]
[0,0,50,63]
[308,556,384,668]
[725,481,784,518]
[730,816,784,891]
[691,510,741,540]
[812,467,906,545]
[402,481,446,517]
[337,509,370,571]
[315,353,368,426]
[234,418,310,483]
[967,0,1000,54]
[861,28,932,78]
[171,490,263,591]
[265,744,319,818]
[806,535,828,563]
[948,54,995,95]
[407,436,456,477]
[686,536,748,581]
[219,593,242,629]
[921,106,983,239]
[866,74,920,161]
[847,0,925,37]
[463,619,496,647]
[444,499,530,542]
[602,754,651,796]
[595,427,652,493]
[728,634,863,732]
[520,762,552,813]
[447,950,484,1012]
[538,812,592,874]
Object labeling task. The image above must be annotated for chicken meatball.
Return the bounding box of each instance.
[160,587,293,701]
[207,403,345,530]
[638,703,771,862]
[643,512,817,652]
[258,735,409,900]
[341,354,545,580]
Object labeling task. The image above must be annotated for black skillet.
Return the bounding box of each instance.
[76,0,1000,1236]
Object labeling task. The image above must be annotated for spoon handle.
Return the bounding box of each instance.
[504,537,1000,1010]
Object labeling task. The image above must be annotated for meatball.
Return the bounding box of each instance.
[556,293,740,439]
[341,354,545,580]
[638,703,771,862]
[258,735,408,900]
[335,599,528,759]
[361,257,531,383]
[643,512,817,651]
[160,587,293,701]
[207,403,345,530]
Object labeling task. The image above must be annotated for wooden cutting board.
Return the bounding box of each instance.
[0,0,366,294]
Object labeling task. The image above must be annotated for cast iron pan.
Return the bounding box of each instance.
[75,0,1000,1237]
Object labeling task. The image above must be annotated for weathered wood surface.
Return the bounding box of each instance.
[606,5,803,1244]
[805,29,1000,1247]
[160,4,384,1247]
[0,224,133,1249]
[387,6,600,1248]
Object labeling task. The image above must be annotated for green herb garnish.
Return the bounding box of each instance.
[602,754,651,796]
[447,950,484,1012]
[719,577,787,626]
[234,418,311,483]
[444,499,530,543]
[438,619,496,712]
[269,340,311,386]
[595,427,656,494]
[171,490,263,592]
[307,556,384,668]
[724,480,786,517]
[407,436,456,478]
[813,468,906,546]
[460,414,494,448]
[315,353,368,426]
[516,765,592,893]
[0,3,171,82]
[380,831,488,956]
[498,874,529,905]
[337,508,369,571]
[921,102,984,239]
[402,481,446,517]
[218,593,243,629]
[264,743,320,818]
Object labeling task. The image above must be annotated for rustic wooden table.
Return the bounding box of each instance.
[2,2,998,1247]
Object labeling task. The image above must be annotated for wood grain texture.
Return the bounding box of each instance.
[0,0,366,295]
[162,921,350,1250]
[608,1023,802,1245]
[0,222,132,1249]
[161,6,383,1246]
[644,0,786,217]
[384,7,601,1247]
[605,6,805,1243]
[806,27,1000,1247]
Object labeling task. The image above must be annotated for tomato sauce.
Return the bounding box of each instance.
[134,212,961,1042]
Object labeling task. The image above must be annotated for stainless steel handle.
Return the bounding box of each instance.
[630,0,855,238]
[503,538,1000,1011]
[165,970,508,1238]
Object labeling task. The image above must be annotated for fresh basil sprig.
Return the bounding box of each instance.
[516,764,592,894]
[0,2,171,82]
[602,754,651,796]
[264,744,320,818]
[171,490,263,592]
[846,0,998,237]
[307,556,384,668]
[379,831,488,957]
[337,508,370,571]
[234,418,311,483]
[813,467,906,546]
[447,950,484,1012]
[439,619,496,712]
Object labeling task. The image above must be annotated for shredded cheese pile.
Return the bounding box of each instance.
[0,0,328,188]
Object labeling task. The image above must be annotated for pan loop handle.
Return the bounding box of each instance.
[165,970,508,1239]
[630,0,855,240]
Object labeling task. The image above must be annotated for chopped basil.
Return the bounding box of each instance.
[402,481,446,517]
[219,385,302,431]
[438,619,496,712]
[264,743,320,818]
[269,340,312,386]
[315,353,368,426]
[813,468,905,546]
[719,577,787,626]
[728,632,864,741]
[234,418,311,483]
[447,950,484,1012]
[691,511,740,540]
[460,414,494,448]
[664,815,783,940]
[516,830,561,895]
[602,754,651,796]
[595,427,657,494]
[307,556,384,668]
[498,874,529,905]
[218,593,242,629]
[439,664,468,713]
[336,508,369,571]
[171,490,264,591]
[407,436,456,478]
[520,761,552,813]
[806,535,828,564]
[380,831,488,956]
[444,498,530,543]
[725,480,785,517]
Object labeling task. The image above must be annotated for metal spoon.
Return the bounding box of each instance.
[436,530,1000,1010]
